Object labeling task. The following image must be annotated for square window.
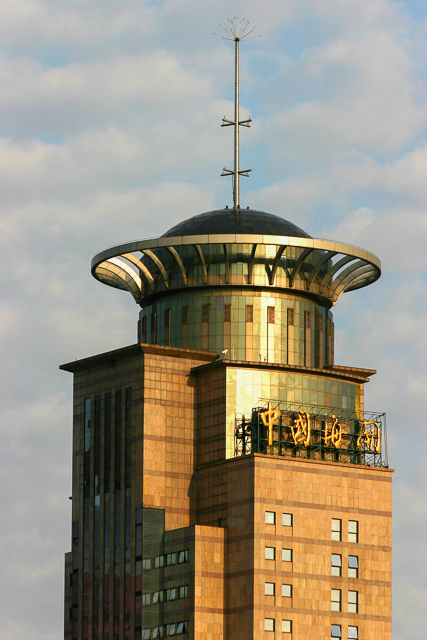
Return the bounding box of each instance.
[179,585,188,599]
[282,548,292,562]
[331,625,342,638]
[332,519,342,541]
[143,630,150,640]
[265,547,275,560]
[265,511,276,525]
[282,584,292,598]
[331,554,342,577]
[348,521,359,543]
[282,619,292,633]
[178,550,188,564]
[348,555,359,578]
[331,589,341,612]
[176,622,184,635]
[282,513,293,527]
[143,558,151,571]
[265,582,275,596]
[166,623,176,636]
[348,626,358,639]
[166,553,176,566]
[154,555,164,568]
[348,590,358,613]
[166,588,176,602]
[264,618,275,632]
[153,591,159,604]
[153,629,160,639]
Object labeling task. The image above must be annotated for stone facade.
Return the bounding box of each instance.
[62,342,392,640]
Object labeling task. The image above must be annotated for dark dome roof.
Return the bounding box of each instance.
[162,208,311,239]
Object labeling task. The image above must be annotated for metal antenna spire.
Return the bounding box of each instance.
[215,18,258,209]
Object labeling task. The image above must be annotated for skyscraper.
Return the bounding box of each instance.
[62,21,392,640]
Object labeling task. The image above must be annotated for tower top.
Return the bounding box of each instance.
[216,18,258,209]
[91,24,381,310]
[91,207,380,308]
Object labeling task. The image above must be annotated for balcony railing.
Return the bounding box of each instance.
[234,400,388,468]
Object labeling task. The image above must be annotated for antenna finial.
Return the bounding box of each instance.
[216,18,258,209]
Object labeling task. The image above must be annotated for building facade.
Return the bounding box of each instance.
[62,208,392,640]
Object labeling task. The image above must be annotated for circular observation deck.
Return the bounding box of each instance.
[91,208,381,307]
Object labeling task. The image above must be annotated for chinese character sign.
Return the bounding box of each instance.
[356,420,381,453]
[291,410,311,447]
[260,403,280,446]
[255,406,381,455]
[324,415,342,449]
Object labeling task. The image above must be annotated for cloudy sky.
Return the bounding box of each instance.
[1,0,426,637]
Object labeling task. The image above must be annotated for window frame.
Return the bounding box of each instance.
[179,585,188,599]
[166,552,177,566]
[348,590,358,613]
[331,553,342,577]
[265,511,276,525]
[178,549,189,564]
[348,520,359,543]
[282,548,292,562]
[331,518,342,541]
[331,588,342,612]
[265,546,275,560]
[154,555,164,568]
[264,618,275,632]
[348,555,359,578]
[282,513,293,527]
[282,619,292,633]
[166,588,176,602]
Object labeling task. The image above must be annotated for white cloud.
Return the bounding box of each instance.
[0,51,215,137]
[0,0,158,53]
[248,175,336,229]
[311,0,402,30]
[269,30,427,165]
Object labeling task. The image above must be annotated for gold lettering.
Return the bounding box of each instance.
[291,410,311,447]
[324,415,342,449]
[356,420,381,453]
[260,403,280,446]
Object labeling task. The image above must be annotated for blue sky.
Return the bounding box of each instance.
[0,1,426,638]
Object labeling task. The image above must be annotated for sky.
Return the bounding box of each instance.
[0,0,426,638]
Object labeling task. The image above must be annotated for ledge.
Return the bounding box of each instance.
[60,343,218,373]
[191,358,375,383]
